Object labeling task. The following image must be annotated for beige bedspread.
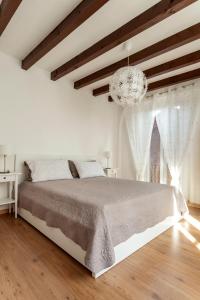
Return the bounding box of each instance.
[18,177,188,273]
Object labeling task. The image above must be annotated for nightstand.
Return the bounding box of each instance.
[104,168,118,178]
[0,173,20,218]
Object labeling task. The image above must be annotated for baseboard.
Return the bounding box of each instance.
[187,202,200,209]
[0,209,8,215]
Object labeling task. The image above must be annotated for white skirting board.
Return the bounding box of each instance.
[19,208,182,278]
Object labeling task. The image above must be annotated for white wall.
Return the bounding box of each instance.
[0,51,120,205]
[0,51,119,159]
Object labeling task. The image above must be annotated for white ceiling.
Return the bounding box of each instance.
[0,0,200,94]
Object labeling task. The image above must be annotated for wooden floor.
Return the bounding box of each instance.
[0,208,200,300]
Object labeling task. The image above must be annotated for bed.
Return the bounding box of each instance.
[18,176,188,278]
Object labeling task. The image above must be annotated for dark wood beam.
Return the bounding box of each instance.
[108,68,200,101]
[93,50,200,96]
[0,0,22,35]
[148,68,200,91]
[75,23,200,89]
[93,85,110,96]
[146,50,200,79]
[51,0,197,81]
[21,0,109,70]
[108,96,113,102]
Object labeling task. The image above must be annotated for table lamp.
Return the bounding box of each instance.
[104,151,111,169]
[0,145,9,173]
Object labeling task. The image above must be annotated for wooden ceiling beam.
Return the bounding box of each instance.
[51,0,197,81]
[21,0,109,70]
[148,68,200,91]
[93,50,200,96]
[75,23,200,89]
[93,84,110,96]
[0,0,22,35]
[108,96,114,102]
[108,68,200,101]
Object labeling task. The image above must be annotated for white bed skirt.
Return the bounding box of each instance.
[19,208,182,278]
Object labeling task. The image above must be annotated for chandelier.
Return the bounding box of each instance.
[109,43,147,107]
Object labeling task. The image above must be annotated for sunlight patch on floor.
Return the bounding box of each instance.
[176,223,196,243]
[184,214,200,231]
[175,221,200,251]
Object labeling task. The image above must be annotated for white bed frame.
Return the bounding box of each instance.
[16,154,182,278]
[19,208,181,278]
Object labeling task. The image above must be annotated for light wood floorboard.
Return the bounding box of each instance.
[0,208,200,300]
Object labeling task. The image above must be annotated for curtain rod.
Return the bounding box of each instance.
[146,82,195,98]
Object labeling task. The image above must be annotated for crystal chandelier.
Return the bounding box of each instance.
[109,43,147,107]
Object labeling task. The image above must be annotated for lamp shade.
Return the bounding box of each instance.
[104,151,111,159]
[109,66,147,106]
[0,145,9,155]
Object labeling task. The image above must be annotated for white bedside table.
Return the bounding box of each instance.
[104,168,118,178]
[0,173,20,218]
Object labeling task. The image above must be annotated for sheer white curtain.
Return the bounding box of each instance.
[124,97,155,181]
[154,81,200,191]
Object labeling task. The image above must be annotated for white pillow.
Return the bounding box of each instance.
[25,159,73,182]
[74,161,105,179]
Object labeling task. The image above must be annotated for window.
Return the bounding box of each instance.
[150,119,171,184]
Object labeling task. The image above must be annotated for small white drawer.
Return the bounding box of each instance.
[0,174,16,182]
